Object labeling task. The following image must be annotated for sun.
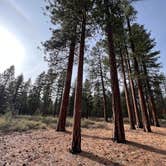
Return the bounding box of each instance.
[0,26,25,73]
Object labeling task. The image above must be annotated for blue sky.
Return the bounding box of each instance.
[135,0,166,74]
[0,0,165,81]
[0,0,51,80]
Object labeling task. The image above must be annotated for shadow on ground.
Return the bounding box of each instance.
[127,141,166,155]
[65,129,166,156]
[79,151,121,166]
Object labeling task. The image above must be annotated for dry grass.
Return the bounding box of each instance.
[0,116,47,132]
[0,115,110,133]
[0,116,165,166]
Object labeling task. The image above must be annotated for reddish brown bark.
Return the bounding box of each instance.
[125,53,143,128]
[127,17,151,132]
[70,14,86,154]
[134,58,151,132]
[149,97,159,127]
[98,52,108,122]
[143,63,160,127]
[145,93,154,125]
[120,51,135,129]
[105,0,125,142]
[107,29,125,142]
[56,37,76,131]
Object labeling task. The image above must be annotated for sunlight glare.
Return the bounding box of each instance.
[0,26,25,73]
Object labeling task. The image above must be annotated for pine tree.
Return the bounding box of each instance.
[53,70,66,116]
[11,74,24,115]
[99,0,126,142]
[130,24,161,126]
[125,47,143,128]
[0,66,15,113]
[19,79,31,115]
[71,0,95,153]
[44,0,78,131]
[42,69,55,115]
[27,72,45,115]
[126,19,151,132]
[82,79,93,118]
[86,42,109,121]
[119,50,135,129]
[71,4,86,154]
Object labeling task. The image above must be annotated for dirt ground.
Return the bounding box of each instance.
[0,123,166,166]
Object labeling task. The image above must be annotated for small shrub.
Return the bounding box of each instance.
[66,118,73,127]
[0,116,47,132]
[4,111,13,122]
[81,119,95,128]
[41,116,57,125]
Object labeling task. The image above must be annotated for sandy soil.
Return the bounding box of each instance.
[0,124,166,166]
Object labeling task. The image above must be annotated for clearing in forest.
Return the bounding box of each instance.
[0,118,165,166]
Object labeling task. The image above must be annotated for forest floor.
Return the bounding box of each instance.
[0,116,166,166]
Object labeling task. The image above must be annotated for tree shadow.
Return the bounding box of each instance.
[158,123,166,128]
[152,131,166,137]
[66,130,166,156]
[79,151,121,166]
[82,134,111,141]
[0,129,33,136]
[127,141,166,155]
[64,130,110,141]
[65,130,72,134]
[82,134,166,156]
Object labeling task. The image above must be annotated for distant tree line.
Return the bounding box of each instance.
[0,65,112,118]
[0,64,165,120]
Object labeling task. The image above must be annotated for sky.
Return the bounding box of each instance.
[0,0,51,80]
[0,0,165,81]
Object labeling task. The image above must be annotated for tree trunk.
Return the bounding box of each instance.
[56,36,76,131]
[98,52,108,122]
[125,51,143,128]
[86,104,89,119]
[126,17,151,132]
[107,28,125,142]
[134,58,151,132]
[105,0,125,142]
[143,63,160,127]
[145,92,154,125]
[70,14,86,154]
[120,50,135,129]
[53,98,58,117]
